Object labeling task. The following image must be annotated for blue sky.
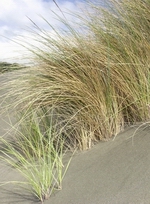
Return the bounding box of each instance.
[0,0,104,63]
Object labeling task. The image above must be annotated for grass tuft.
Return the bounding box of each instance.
[0,108,72,202]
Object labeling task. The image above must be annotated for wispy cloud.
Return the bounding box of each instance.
[0,0,84,63]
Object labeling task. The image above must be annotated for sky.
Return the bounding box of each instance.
[0,0,105,64]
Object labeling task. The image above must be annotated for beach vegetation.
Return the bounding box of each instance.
[1,0,150,202]
[0,108,72,202]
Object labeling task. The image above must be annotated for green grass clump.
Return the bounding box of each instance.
[0,108,71,202]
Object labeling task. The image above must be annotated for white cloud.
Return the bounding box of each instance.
[0,0,84,64]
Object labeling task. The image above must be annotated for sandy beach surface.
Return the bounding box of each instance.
[49,126,150,204]
[1,73,150,204]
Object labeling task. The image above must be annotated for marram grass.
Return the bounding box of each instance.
[2,0,150,149]
[1,0,150,201]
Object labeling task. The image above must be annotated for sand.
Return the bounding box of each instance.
[49,125,150,204]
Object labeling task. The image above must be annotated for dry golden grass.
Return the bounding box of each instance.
[2,0,150,149]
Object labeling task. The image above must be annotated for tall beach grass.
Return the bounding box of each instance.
[1,0,150,201]
[8,0,150,148]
